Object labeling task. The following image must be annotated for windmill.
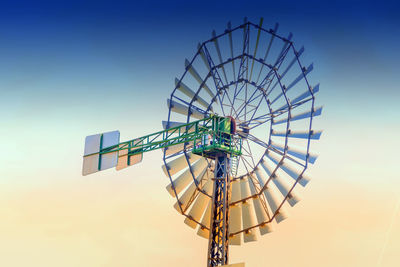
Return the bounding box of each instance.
[82,17,322,267]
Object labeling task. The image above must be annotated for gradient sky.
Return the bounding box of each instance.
[1,0,399,266]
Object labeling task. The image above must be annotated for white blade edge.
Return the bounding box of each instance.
[184,59,214,98]
[248,175,274,235]
[241,178,258,242]
[167,98,206,120]
[197,43,211,72]
[184,179,213,228]
[166,157,207,196]
[271,129,323,140]
[173,167,208,213]
[229,203,242,246]
[270,140,318,163]
[162,120,196,134]
[175,78,211,110]
[270,63,314,105]
[231,179,242,203]
[162,152,201,176]
[272,175,300,207]
[197,201,212,239]
[272,106,323,125]
[265,151,310,187]
[212,30,229,85]
[275,83,320,111]
[82,130,120,176]
[263,185,288,223]
[227,21,236,78]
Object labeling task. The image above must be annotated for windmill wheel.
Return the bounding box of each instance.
[162,18,322,245]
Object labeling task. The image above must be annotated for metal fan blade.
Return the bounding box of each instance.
[197,43,211,72]
[231,178,242,203]
[229,179,243,245]
[265,151,310,187]
[166,157,208,196]
[260,159,273,176]
[229,203,243,246]
[267,46,305,99]
[270,63,313,105]
[167,98,206,120]
[240,177,258,242]
[197,201,212,239]
[271,129,323,140]
[184,179,213,228]
[212,30,229,84]
[256,23,279,84]
[184,59,214,98]
[270,140,318,163]
[247,177,273,235]
[162,152,201,176]
[272,175,300,207]
[264,186,288,223]
[286,63,313,91]
[227,21,236,78]
[272,106,323,125]
[273,32,292,66]
[254,168,267,187]
[173,167,208,213]
[162,120,196,134]
[291,83,319,105]
[249,17,263,81]
[163,143,188,156]
[175,78,211,110]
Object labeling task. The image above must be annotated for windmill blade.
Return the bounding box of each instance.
[167,98,206,120]
[255,165,288,223]
[175,78,211,110]
[240,177,258,242]
[173,167,208,213]
[272,174,300,207]
[290,83,319,105]
[260,159,273,176]
[229,203,243,245]
[272,106,323,125]
[166,157,208,196]
[185,59,214,98]
[227,21,236,78]
[270,140,318,163]
[248,177,273,235]
[263,185,288,223]
[197,201,212,238]
[270,63,313,105]
[275,83,320,111]
[265,151,310,187]
[184,178,213,228]
[197,43,211,72]
[273,32,293,66]
[249,17,263,81]
[162,152,201,176]
[212,30,229,85]
[229,179,242,245]
[267,46,305,97]
[261,157,301,205]
[271,129,323,140]
[256,22,279,83]
[162,120,196,133]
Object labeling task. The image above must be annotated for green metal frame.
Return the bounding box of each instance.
[85,115,242,159]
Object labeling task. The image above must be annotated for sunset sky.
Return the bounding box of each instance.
[1,0,399,266]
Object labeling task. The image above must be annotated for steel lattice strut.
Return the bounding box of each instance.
[208,154,231,267]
